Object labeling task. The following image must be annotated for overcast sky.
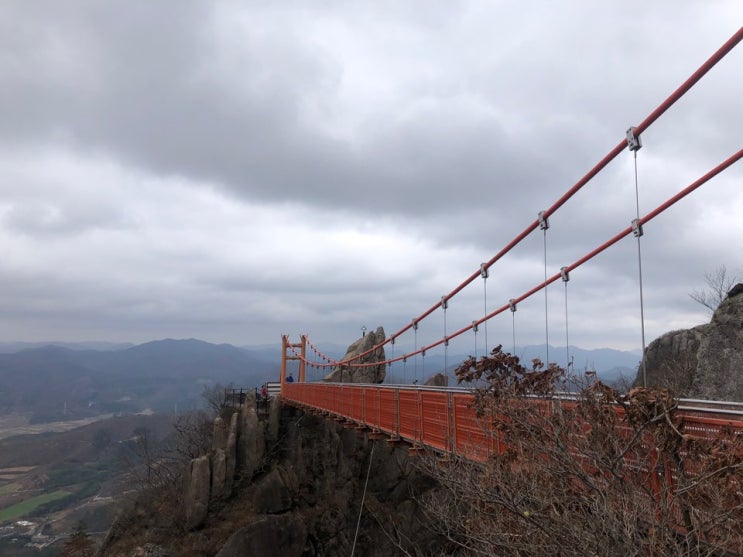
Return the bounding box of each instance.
[1,2,741,359]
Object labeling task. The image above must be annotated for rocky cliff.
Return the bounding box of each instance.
[635,283,743,401]
[98,392,446,556]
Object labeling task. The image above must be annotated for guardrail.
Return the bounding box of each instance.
[281,382,743,461]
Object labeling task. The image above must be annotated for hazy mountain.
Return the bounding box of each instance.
[0,339,280,423]
[383,344,639,384]
[0,341,134,353]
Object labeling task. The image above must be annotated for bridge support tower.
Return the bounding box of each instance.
[281,335,307,383]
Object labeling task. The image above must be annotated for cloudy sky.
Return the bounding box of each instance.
[1,2,741,359]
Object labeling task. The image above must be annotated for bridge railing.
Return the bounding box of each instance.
[281,381,743,462]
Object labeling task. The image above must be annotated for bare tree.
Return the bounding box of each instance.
[62,520,96,557]
[201,382,233,416]
[414,346,743,556]
[689,265,739,313]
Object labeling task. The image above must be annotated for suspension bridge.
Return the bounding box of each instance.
[273,30,743,545]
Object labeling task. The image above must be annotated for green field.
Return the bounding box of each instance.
[0,490,71,522]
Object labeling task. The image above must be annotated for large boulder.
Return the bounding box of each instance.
[636,283,743,401]
[253,468,293,514]
[324,326,387,383]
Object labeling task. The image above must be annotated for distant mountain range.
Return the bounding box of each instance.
[314,341,640,384]
[0,338,641,424]
[0,339,281,423]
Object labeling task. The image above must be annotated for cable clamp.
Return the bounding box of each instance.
[412,319,419,331]
[626,126,642,152]
[509,299,517,312]
[538,211,549,230]
[472,320,479,333]
[421,348,426,357]
[560,266,570,282]
[441,296,448,310]
[632,218,644,237]
[444,338,449,347]
[480,263,489,279]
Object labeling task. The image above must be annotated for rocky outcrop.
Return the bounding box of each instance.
[424,372,449,387]
[324,326,387,383]
[691,284,743,401]
[186,403,250,526]
[215,515,307,557]
[101,387,447,556]
[636,283,743,401]
[635,325,708,393]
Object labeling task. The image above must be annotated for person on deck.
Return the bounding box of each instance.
[286,373,294,383]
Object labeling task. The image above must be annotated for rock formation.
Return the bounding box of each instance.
[323,326,387,383]
[691,283,743,401]
[635,325,708,394]
[636,283,743,401]
[101,390,447,556]
[183,456,211,530]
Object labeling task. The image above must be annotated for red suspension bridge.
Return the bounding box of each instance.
[277,26,743,490]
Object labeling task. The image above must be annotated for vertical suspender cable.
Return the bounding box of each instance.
[510,299,517,355]
[390,338,395,384]
[634,150,648,387]
[473,321,478,359]
[539,212,550,364]
[544,230,549,363]
[350,441,375,557]
[561,267,570,372]
[481,263,489,356]
[413,320,418,385]
[627,127,648,387]
[442,296,448,379]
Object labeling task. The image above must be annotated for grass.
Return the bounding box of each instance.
[0,482,21,496]
[0,490,71,522]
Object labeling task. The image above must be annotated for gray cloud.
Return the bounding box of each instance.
[0,1,741,354]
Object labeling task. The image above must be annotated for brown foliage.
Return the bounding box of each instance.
[419,347,743,556]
